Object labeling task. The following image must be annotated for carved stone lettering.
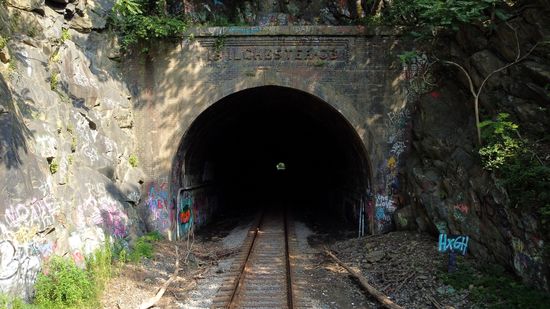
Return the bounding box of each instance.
[199,38,349,64]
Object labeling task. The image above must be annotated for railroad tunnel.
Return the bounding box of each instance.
[172,86,371,233]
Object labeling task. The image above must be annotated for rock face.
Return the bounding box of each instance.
[402,2,550,290]
[178,0,365,26]
[0,0,549,300]
[0,0,144,301]
[5,0,44,12]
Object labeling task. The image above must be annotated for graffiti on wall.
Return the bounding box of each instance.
[438,234,469,255]
[371,52,431,232]
[79,198,128,239]
[146,182,172,233]
[453,203,469,222]
[0,179,127,299]
[100,207,128,239]
[4,196,57,234]
[176,188,217,237]
[375,195,394,224]
[0,193,58,266]
[0,239,41,298]
[0,179,60,299]
[400,52,432,99]
[77,183,129,239]
[178,191,193,235]
[374,107,412,232]
[510,236,546,287]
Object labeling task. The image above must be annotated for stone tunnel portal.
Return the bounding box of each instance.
[173,86,371,233]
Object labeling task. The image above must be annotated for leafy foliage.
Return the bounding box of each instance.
[85,241,113,293]
[113,0,142,16]
[34,257,96,309]
[129,231,163,262]
[479,113,521,170]
[110,0,186,51]
[128,154,138,167]
[439,263,550,308]
[479,113,550,228]
[31,234,162,308]
[0,35,7,50]
[0,293,36,309]
[33,240,115,309]
[398,50,419,64]
[60,28,71,43]
[50,72,59,91]
[499,153,550,217]
[70,137,77,153]
[381,0,510,36]
[48,158,59,174]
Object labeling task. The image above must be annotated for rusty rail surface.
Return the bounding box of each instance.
[212,208,306,309]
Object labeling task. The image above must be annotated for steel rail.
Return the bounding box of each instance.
[212,208,296,309]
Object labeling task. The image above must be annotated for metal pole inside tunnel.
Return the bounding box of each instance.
[176,187,183,240]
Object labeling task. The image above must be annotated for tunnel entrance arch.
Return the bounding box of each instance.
[171,86,372,238]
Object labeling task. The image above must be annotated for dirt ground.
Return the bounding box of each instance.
[101,217,475,309]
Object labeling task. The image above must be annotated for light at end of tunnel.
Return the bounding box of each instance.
[276,162,286,171]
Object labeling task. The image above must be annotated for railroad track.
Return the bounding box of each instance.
[211,208,311,309]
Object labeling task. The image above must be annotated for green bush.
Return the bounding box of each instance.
[48,158,59,174]
[34,257,96,309]
[479,113,522,170]
[129,231,163,262]
[33,239,116,309]
[0,293,36,309]
[128,154,138,167]
[110,0,187,51]
[85,241,113,293]
[50,72,59,91]
[111,238,129,264]
[499,154,550,224]
[439,264,550,308]
[381,0,509,36]
[479,113,550,231]
[0,35,7,50]
[60,28,71,43]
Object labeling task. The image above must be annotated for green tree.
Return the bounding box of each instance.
[110,0,186,51]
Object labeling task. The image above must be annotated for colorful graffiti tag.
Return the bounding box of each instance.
[375,194,394,223]
[146,182,172,233]
[438,234,469,255]
[100,207,128,238]
[175,187,217,238]
[178,191,193,235]
[373,107,412,232]
[453,203,469,222]
[77,183,130,239]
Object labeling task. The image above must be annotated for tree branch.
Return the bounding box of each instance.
[477,41,539,99]
[440,60,477,98]
[324,248,404,309]
[137,246,180,309]
[438,20,541,145]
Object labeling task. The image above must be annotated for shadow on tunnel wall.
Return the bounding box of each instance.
[124,36,361,178]
[125,32,407,236]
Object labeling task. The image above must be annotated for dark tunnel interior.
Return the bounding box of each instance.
[178,86,370,227]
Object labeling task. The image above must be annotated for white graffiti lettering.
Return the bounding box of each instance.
[4,197,57,231]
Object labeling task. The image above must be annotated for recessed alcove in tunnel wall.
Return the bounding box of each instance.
[171,86,371,236]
